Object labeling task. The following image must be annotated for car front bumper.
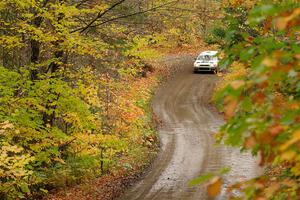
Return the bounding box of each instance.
[194,66,216,71]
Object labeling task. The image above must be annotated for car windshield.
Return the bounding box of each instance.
[197,55,217,61]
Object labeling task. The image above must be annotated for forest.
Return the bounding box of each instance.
[1,0,300,199]
[0,0,218,199]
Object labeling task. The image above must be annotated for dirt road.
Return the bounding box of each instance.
[119,56,260,200]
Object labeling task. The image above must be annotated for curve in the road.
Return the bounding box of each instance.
[119,56,260,200]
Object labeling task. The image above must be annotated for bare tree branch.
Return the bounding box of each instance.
[89,1,179,28]
[75,0,90,8]
[71,0,127,33]
[71,0,179,34]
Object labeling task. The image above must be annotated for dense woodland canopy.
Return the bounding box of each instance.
[4,0,300,199]
[0,0,220,199]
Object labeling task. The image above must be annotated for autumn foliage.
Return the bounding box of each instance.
[0,0,221,198]
[212,0,300,199]
[0,0,174,199]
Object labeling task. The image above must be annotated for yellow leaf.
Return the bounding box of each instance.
[207,176,222,197]
[262,57,277,67]
[53,157,66,164]
[291,163,300,176]
[1,121,14,129]
[280,129,300,151]
[280,150,296,161]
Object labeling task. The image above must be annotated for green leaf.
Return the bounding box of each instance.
[219,167,231,176]
[19,183,30,193]
[189,172,215,186]
[40,188,48,194]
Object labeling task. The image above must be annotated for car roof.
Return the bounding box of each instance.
[199,51,218,56]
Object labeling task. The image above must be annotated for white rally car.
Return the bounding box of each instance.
[193,51,219,73]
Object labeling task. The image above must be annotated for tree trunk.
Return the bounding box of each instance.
[30,16,43,80]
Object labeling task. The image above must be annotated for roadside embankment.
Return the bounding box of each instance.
[45,53,194,200]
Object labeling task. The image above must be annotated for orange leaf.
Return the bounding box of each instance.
[207,177,223,197]
[260,132,273,144]
[255,197,267,200]
[252,92,265,105]
[263,17,272,33]
[294,54,300,59]
[288,102,300,110]
[230,80,245,90]
[265,183,280,198]
[282,178,297,187]
[276,8,300,30]
[224,96,238,120]
[244,136,257,149]
[276,17,289,31]
[269,124,284,136]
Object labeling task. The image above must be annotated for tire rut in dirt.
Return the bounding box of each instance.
[118,57,260,200]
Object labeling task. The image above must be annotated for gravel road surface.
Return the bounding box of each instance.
[119,56,260,200]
